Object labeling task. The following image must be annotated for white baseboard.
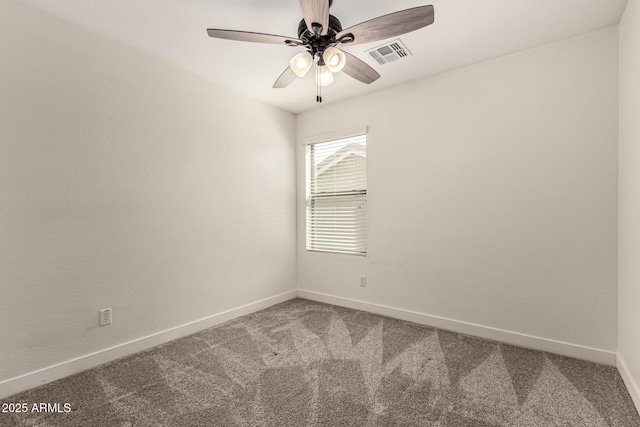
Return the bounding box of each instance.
[2,288,623,402]
[617,354,640,414]
[0,289,297,400]
[297,289,617,366]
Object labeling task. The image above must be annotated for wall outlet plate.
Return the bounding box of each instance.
[99,308,112,326]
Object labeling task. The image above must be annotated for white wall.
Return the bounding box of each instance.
[0,0,296,384]
[297,28,619,355]
[618,0,640,408]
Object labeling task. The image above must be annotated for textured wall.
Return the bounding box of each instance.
[618,0,640,406]
[297,27,619,352]
[0,0,296,382]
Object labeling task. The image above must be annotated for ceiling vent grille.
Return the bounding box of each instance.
[366,39,412,65]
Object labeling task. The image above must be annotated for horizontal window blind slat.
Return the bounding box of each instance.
[307,216,363,220]
[307,235,367,241]
[309,231,364,236]
[307,243,365,249]
[307,240,366,246]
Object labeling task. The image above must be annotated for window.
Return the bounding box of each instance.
[305,132,367,256]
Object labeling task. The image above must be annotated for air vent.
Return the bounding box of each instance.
[366,39,412,65]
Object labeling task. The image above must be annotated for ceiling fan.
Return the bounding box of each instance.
[207,0,434,102]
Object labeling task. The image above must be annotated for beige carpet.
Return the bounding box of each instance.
[1,298,639,426]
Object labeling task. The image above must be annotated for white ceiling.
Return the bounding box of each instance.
[19,0,628,114]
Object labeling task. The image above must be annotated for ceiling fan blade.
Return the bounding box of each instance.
[273,67,299,88]
[336,5,434,46]
[299,0,330,35]
[341,51,380,84]
[207,29,302,46]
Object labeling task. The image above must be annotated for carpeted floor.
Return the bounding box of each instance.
[1,298,639,426]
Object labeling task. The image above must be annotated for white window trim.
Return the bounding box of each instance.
[303,126,368,145]
[304,126,368,256]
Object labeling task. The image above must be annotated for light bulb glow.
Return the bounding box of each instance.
[323,47,346,73]
[317,65,334,86]
[289,52,313,77]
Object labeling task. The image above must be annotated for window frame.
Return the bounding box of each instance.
[304,126,368,256]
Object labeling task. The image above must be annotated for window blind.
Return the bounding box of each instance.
[305,134,367,255]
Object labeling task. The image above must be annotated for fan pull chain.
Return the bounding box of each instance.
[316,64,322,103]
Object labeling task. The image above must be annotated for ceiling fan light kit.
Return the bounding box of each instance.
[317,65,334,86]
[323,47,346,73]
[207,0,435,103]
[290,51,314,77]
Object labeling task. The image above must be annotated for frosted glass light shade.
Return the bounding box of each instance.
[317,65,334,86]
[323,47,346,73]
[290,52,313,77]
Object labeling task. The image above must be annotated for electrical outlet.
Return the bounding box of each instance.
[360,275,366,287]
[99,308,112,326]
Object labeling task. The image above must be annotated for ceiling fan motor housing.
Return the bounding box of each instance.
[297,14,342,40]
